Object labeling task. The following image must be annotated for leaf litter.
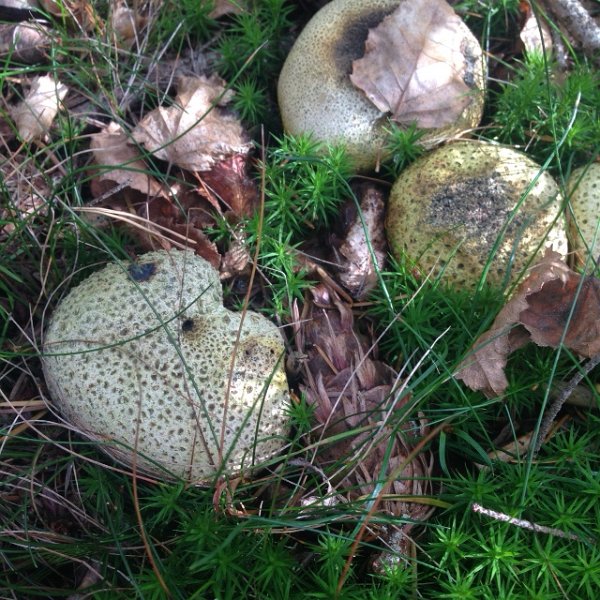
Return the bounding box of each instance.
[456,249,600,397]
[350,0,479,129]
[3,0,600,586]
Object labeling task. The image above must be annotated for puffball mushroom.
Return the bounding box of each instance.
[385,141,568,287]
[567,163,600,267]
[42,250,289,482]
[277,0,486,171]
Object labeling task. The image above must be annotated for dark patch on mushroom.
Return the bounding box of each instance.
[425,176,511,251]
[128,261,156,282]
[181,318,195,332]
[461,39,480,88]
[334,8,395,75]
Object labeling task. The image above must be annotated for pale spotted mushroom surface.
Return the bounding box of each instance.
[567,163,600,268]
[42,250,289,482]
[277,0,485,171]
[385,141,568,288]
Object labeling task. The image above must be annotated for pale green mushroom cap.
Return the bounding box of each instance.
[567,163,600,268]
[277,0,485,171]
[42,250,290,482]
[386,141,568,288]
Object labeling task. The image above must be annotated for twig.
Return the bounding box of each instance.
[534,351,600,454]
[472,502,590,542]
[543,0,600,64]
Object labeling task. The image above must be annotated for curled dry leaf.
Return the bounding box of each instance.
[520,2,553,56]
[293,283,434,567]
[334,184,387,300]
[39,0,101,31]
[0,22,52,63]
[350,0,480,129]
[208,0,246,18]
[11,75,68,141]
[90,122,165,199]
[456,249,600,397]
[199,152,259,218]
[110,1,146,49]
[132,75,252,173]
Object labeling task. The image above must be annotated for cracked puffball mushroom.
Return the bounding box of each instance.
[567,163,600,268]
[385,141,568,287]
[277,0,486,171]
[42,250,290,482]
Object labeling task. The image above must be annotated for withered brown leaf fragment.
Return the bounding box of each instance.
[90,122,165,199]
[350,0,477,128]
[199,152,259,218]
[519,1,553,57]
[335,184,387,300]
[293,283,434,567]
[520,275,600,357]
[456,249,600,397]
[132,75,252,173]
[11,75,68,141]
[0,22,52,63]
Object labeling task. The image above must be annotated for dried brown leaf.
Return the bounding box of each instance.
[0,22,52,63]
[456,249,600,397]
[520,3,553,56]
[11,75,68,141]
[39,0,101,31]
[132,75,252,173]
[110,1,146,49]
[90,122,165,198]
[350,0,476,128]
[198,153,259,218]
[336,184,387,299]
[520,275,600,357]
[208,0,246,18]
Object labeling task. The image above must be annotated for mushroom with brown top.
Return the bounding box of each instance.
[277,0,486,171]
[385,141,568,288]
[42,250,290,482]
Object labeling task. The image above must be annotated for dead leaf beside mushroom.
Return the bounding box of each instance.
[333,184,387,300]
[520,1,553,57]
[350,0,481,129]
[456,249,600,397]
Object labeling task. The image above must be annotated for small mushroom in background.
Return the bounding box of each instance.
[277,0,486,171]
[385,140,568,288]
[566,163,600,269]
[42,250,290,483]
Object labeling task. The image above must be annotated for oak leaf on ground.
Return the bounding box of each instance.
[11,75,68,141]
[90,122,165,199]
[456,249,600,397]
[350,0,475,128]
[132,75,252,173]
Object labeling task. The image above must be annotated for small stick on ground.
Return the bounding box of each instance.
[543,0,600,64]
[534,351,600,455]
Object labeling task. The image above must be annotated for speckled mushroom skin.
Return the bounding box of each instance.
[277,0,485,171]
[567,163,600,268]
[42,250,289,482]
[386,141,568,287]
